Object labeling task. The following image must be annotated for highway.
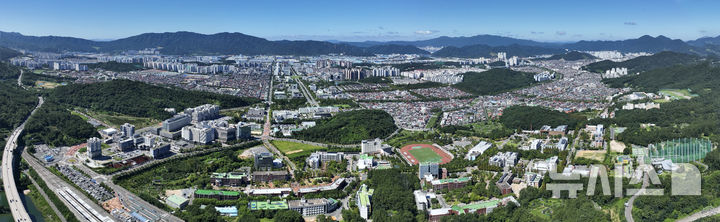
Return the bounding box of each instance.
[292,68,319,107]
[2,96,43,222]
[261,68,298,174]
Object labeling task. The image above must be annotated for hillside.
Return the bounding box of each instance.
[293,109,397,144]
[453,69,535,95]
[583,51,702,74]
[0,46,21,60]
[499,106,585,130]
[432,44,563,58]
[49,79,259,120]
[566,35,701,54]
[602,62,720,92]
[541,51,596,61]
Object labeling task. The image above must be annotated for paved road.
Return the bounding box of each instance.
[292,70,318,107]
[2,96,43,222]
[625,172,649,222]
[17,70,25,89]
[23,170,67,222]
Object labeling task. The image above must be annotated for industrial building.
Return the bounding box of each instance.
[166,194,188,209]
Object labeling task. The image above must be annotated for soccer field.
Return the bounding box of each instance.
[408,147,443,163]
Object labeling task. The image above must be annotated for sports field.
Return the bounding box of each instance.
[400,143,452,165]
[270,140,324,157]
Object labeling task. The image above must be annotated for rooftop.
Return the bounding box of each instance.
[431,177,471,185]
[249,200,289,210]
[195,189,240,196]
[451,199,501,214]
[166,194,188,206]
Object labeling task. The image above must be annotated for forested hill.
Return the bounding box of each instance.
[453,69,535,95]
[294,109,397,144]
[432,44,564,58]
[49,79,259,120]
[583,51,703,74]
[602,62,719,92]
[540,51,597,61]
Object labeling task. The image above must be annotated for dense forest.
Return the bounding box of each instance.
[0,82,37,138]
[23,101,99,147]
[294,109,397,144]
[367,169,420,222]
[602,62,718,92]
[584,51,702,74]
[499,106,585,130]
[49,79,259,120]
[87,61,145,72]
[454,69,535,95]
[0,62,21,80]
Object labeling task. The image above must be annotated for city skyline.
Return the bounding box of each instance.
[1,0,719,42]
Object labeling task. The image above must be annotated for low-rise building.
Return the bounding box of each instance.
[194,189,240,200]
[289,198,338,216]
[166,194,188,209]
[431,177,470,191]
[488,152,518,168]
[252,171,290,183]
[466,141,491,161]
[211,172,249,187]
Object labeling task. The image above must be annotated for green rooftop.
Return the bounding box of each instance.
[195,189,240,196]
[432,177,470,184]
[358,154,373,160]
[249,200,289,210]
[357,184,374,207]
[211,172,246,179]
[166,194,188,207]
[451,199,500,214]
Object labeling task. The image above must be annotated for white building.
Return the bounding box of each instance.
[87,137,102,159]
[361,138,383,154]
[466,141,492,161]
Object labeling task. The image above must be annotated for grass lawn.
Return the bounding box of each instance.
[271,140,324,157]
[85,109,160,128]
[659,89,698,100]
[528,198,563,221]
[408,147,443,163]
[35,80,62,89]
[576,150,606,161]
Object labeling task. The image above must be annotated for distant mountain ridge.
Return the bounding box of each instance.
[0,31,427,56]
[345,34,559,48]
[2,31,720,57]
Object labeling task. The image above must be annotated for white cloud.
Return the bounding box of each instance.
[415,30,439,35]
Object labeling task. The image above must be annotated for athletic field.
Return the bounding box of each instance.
[400,144,452,165]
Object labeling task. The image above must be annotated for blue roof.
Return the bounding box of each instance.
[131,212,149,222]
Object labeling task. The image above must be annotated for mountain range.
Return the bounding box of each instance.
[2,30,720,57]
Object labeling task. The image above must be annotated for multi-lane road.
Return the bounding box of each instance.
[2,96,43,222]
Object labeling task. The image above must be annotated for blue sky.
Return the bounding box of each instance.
[0,0,718,42]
